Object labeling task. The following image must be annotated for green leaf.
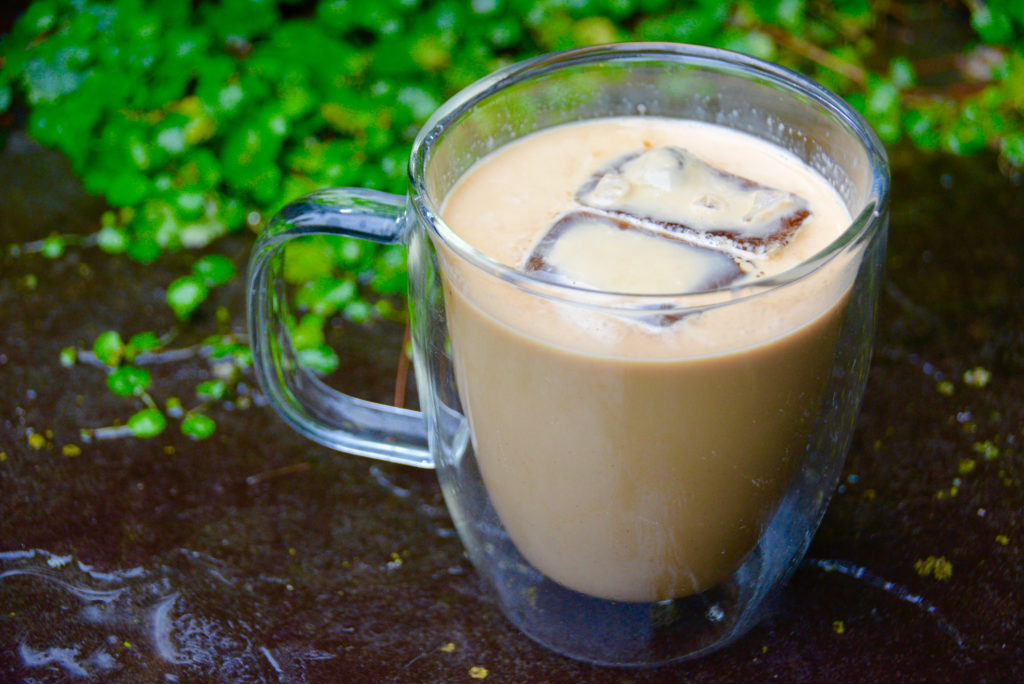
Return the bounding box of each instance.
[18,0,57,34]
[233,345,253,368]
[485,17,523,49]
[59,347,78,367]
[942,119,987,156]
[195,379,228,401]
[93,331,125,367]
[292,313,326,350]
[127,331,162,356]
[166,275,210,320]
[570,16,622,45]
[156,125,187,155]
[971,4,1014,44]
[297,345,340,375]
[180,218,228,249]
[889,57,916,89]
[181,413,216,440]
[41,235,65,259]
[175,191,206,217]
[127,408,167,438]
[283,238,335,283]
[343,300,373,323]
[23,54,87,105]
[866,79,900,117]
[636,6,728,44]
[96,225,128,253]
[337,237,374,269]
[192,254,237,287]
[396,85,440,122]
[294,277,357,316]
[165,396,184,418]
[774,0,806,30]
[105,170,153,207]
[107,366,153,397]
[904,109,940,152]
[1000,131,1024,167]
[126,234,163,264]
[204,334,243,358]
[722,30,776,61]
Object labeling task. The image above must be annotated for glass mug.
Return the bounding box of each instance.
[247,43,889,666]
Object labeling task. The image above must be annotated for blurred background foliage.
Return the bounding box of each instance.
[3,0,1023,300]
[1,0,1022,435]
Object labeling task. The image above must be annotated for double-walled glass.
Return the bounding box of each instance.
[248,43,889,666]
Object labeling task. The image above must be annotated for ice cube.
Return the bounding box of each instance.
[524,211,742,296]
[576,146,811,254]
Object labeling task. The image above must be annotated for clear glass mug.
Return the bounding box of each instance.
[247,43,889,666]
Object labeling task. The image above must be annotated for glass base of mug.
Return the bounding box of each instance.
[470,518,780,667]
[497,572,759,666]
[438,415,841,667]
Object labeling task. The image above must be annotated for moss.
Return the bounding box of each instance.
[914,556,953,581]
[963,367,992,388]
[973,440,1001,460]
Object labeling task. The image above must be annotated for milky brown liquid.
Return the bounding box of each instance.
[438,118,854,603]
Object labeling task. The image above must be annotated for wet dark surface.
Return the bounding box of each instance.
[2,122,1024,682]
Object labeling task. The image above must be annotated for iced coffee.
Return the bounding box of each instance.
[439,117,853,603]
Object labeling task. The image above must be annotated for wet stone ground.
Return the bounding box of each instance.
[1,121,1023,682]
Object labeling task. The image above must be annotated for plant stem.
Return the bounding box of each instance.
[394,323,411,409]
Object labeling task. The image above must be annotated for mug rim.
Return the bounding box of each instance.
[409,42,890,308]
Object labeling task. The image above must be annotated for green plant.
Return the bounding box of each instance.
[63,320,253,441]
[2,0,1022,438]
[4,1,1020,262]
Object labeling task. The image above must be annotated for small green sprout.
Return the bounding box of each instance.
[127,409,167,438]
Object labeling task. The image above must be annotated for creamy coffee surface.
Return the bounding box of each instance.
[442,117,848,294]
[437,117,855,602]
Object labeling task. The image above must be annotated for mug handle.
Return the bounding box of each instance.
[247,188,433,468]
